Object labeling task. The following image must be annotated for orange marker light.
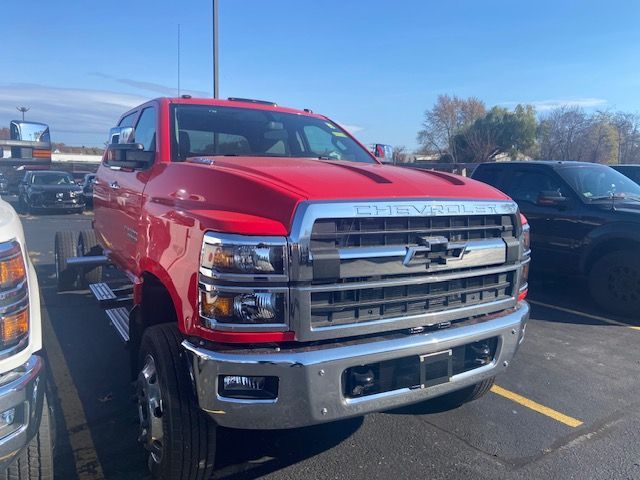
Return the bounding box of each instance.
[0,253,26,290]
[1,308,29,344]
[200,292,233,318]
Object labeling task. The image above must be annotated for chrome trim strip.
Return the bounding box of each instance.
[332,238,507,278]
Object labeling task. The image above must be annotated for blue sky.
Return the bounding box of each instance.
[1,0,639,148]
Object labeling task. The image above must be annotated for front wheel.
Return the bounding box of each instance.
[137,324,216,480]
[589,250,640,316]
[5,394,54,479]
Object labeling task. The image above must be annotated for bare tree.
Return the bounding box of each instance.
[417,95,486,162]
[392,145,409,164]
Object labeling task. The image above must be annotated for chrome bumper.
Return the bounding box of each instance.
[184,303,528,430]
[0,355,45,471]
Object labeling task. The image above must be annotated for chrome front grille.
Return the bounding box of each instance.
[288,200,525,341]
[310,271,514,328]
[311,214,515,249]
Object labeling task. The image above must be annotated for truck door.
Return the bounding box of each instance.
[501,167,580,272]
[109,106,157,275]
[93,110,138,262]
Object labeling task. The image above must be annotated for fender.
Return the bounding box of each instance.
[580,221,640,273]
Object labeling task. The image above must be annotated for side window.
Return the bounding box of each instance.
[118,112,137,128]
[134,108,156,152]
[472,167,504,189]
[504,170,565,204]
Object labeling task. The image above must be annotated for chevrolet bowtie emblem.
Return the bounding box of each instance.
[403,236,466,267]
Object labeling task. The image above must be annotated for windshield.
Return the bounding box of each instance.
[32,173,73,185]
[171,105,375,163]
[558,165,640,200]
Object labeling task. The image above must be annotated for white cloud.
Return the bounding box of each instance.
[90,73,209,98]
[0,83,148,146]
[501,98,607,112]
[337,122,364,134]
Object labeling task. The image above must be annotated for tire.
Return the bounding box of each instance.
[76,230,102,286]
[55,231,78,292]
[137,324,216,480]
[5,395,54,480]
[589,250,640,316]
[18,196,29,215]
[435,377,495,408]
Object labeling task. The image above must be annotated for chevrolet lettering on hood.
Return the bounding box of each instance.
[353,201,517,217]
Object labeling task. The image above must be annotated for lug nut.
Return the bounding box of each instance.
[503,361,509,367]
[319,369,325,376]
[321,408,328,415]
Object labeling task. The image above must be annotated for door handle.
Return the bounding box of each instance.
[110,181,120,190]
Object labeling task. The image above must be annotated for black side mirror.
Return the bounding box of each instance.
[106,143,154,169]
[537,190,567,207]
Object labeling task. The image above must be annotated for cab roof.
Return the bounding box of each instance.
[158,96,324,119]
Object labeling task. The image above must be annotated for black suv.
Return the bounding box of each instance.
[18,170,85,214]
[472,161,640,315]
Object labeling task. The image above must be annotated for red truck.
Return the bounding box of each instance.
[55,97,530,480]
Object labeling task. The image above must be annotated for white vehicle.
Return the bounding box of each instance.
[0,198,52,478]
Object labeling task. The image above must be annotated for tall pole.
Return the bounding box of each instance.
[177,24,181,97]
[213,0,219,98]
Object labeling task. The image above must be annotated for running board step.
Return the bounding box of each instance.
[89,283,133,308]
[105,307,130,342]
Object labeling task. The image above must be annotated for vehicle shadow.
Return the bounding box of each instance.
[214,418,363,479]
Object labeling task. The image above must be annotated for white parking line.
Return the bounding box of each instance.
[528,300,640,330]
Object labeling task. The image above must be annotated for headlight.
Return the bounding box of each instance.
[200,286,287,326]
[199,233,289,331]
[0,241,29,350]
[201,234,287,277]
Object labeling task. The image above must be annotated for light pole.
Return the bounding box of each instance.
[16,106,30,121]
[213,0,219,98]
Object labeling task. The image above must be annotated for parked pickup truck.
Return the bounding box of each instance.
[472,160,640,316]
[0,121,52,194]
[56,97,530,480]
[0,198,52,478]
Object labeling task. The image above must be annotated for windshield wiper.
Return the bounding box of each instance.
[588,193,640,202]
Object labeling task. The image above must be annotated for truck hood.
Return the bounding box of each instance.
[193,156,509,201]
[176,157,512,235]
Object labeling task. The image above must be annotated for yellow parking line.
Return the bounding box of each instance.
[42,312,105,479]
[491,385,583,428]
[528,300,639,330]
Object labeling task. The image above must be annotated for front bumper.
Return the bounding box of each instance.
[184,302,528,430]
[0,355,45,470]
[31,199,84,210]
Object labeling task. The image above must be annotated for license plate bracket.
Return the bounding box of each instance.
[420,349,452,388]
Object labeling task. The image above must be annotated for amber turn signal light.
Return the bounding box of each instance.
[1,308,28,345]
[0,251,26,290]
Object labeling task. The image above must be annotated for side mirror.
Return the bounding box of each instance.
[108,126,135,145]
[106,126,153,168]
[537,190,567,207]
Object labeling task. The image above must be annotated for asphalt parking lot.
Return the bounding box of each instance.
[10,200,640,480]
